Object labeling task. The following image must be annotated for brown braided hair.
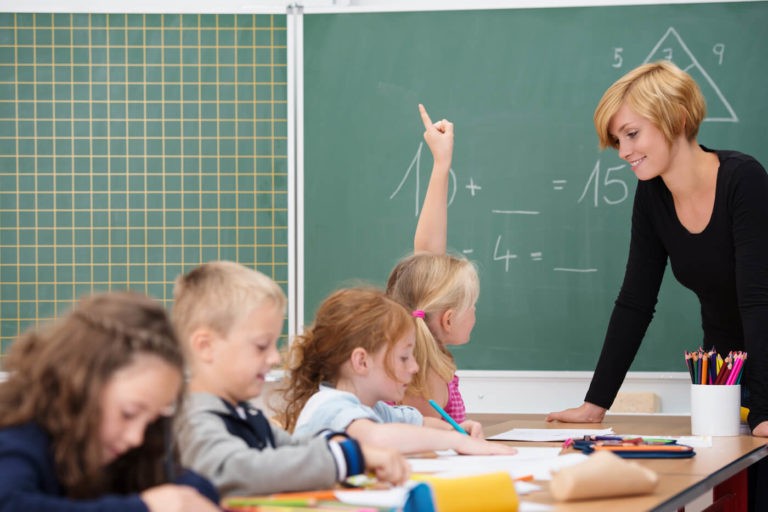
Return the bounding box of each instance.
[0,291,185,498]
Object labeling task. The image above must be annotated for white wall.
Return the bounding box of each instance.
[457,370,691,414]
[300,0,756,14]
[253,370,693,417]
[4,0,760,14]
[0,369,692,414]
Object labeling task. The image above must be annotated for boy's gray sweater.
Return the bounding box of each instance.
[176,392,342,497]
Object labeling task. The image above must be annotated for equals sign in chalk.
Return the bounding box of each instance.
[552,180,566,190]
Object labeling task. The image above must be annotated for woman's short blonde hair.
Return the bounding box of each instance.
[593,60,706,150]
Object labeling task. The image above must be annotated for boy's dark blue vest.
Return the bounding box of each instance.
[212,399,276,450]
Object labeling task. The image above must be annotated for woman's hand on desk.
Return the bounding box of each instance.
[752,420,768,437]
[545,402,607,423]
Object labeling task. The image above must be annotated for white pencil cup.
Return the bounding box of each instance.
[690,384,741,436]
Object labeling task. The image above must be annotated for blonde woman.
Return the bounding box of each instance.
[546,61,768,441]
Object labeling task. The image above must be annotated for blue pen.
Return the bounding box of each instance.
[428,399,468,435]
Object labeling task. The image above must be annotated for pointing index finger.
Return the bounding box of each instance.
[418,103,433,130]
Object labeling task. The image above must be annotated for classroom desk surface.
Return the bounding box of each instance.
[470,413,768,512]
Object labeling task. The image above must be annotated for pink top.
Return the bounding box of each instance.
[443,374,466,423]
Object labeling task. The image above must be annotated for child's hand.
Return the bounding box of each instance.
[360,444,411,486]
[459,419,484,438]
[418,104,453,170]
[454,435,518,456]
[141,484,222,512]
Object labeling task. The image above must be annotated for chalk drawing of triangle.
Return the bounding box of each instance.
[644,27,738,123]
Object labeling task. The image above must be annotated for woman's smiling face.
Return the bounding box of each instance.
[609,102,676,181]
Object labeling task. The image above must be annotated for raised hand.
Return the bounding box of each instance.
[414,104,453,254]
[419,103,453,170]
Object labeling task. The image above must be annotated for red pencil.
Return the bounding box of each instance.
[715,356,731,385]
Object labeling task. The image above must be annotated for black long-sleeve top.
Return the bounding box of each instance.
[585,147,768,431]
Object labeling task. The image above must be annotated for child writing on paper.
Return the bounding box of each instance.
[0,291,220,512]
[172,261,409,498]
[278,286,516,456]
[386,104,477,425]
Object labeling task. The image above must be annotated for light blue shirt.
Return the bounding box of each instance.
[294,384,423,438]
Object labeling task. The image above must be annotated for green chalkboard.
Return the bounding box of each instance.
[303,3,768,371]
[0,13,288,358]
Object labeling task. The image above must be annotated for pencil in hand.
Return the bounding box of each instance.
[428,399,468,435]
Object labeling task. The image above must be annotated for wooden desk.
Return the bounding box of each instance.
[471,414,768,512]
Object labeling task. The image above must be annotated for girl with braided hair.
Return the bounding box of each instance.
[0,291,221,512]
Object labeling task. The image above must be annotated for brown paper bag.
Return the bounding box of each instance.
[550,450,659,501]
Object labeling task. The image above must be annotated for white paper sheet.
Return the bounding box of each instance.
[408,447,588,481]
[520,501,554,512]
[515,481,541,496]
[335,486,412,507]
[487,427,614,441]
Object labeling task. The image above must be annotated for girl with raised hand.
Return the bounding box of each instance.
[386,104,480,431]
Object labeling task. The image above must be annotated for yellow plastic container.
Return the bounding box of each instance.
[412,471,519,512]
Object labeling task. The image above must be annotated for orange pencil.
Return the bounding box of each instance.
[267,489,344,501]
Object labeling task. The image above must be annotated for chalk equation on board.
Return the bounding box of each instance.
[389,141,456,216]
[389,26,735,276]
[390,140,602,274]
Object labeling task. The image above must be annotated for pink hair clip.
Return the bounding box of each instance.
[411,310,425,318]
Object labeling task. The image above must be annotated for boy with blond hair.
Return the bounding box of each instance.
[172,261,409,498]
